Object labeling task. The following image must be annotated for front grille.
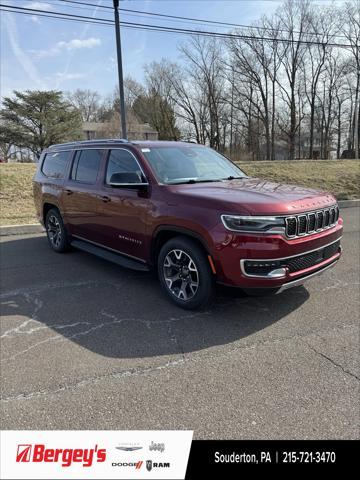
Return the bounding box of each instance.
[329,208,335,225]
[286,217,297,236]
[285,205,339,238]
[285,240,340,273]
[297,215,307,235]
[316,211,324,229]
[323,241,340,259]
[308,213,316,232]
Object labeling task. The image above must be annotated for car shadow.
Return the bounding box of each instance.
[1,235,310,359]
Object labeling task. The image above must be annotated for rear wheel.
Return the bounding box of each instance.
[45,208,70,253]
[158,236,214,310]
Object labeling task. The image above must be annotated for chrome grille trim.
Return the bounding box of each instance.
[307,213,316,233]
[297,215,307,236]
[284,204,339,239]
[285,217,297,238]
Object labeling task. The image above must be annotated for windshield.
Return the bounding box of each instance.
[141,145,246,184]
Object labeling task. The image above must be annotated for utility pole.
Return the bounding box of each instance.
[113,0,127,139]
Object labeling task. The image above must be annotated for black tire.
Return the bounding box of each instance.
[158,236,215,310]
[45,208,70,253]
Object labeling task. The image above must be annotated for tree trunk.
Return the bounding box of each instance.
[337,100,342,159]
[309,97,315,159]
[289,89,296,160]
[271,79,276,160]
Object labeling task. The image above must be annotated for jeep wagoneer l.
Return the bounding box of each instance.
[33,139,342,309]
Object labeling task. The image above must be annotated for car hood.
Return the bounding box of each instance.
[170,177,337,215]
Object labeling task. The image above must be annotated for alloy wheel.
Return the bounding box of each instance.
[47,215,62,248]
[163,249,199,301]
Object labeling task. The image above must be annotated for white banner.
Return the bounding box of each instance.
[0,430,193,479]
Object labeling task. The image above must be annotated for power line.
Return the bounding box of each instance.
[0,7,171,33]
[58,0,350,40]
[0,4,352,48]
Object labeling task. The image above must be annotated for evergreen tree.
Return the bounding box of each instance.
[0,90,82,159]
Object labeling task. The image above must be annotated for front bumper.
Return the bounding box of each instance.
[212,220,343,289]
[275,257,339,293]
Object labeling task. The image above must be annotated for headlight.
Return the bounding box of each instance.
[221,215,285,232]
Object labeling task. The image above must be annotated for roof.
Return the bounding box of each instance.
[48,139,197,150]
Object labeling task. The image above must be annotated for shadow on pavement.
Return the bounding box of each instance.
[1,235,310,358]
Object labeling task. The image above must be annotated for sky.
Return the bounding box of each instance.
[0,0,347,100]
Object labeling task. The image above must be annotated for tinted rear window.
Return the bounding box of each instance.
[71,149,103,184]
[41,151,70,179]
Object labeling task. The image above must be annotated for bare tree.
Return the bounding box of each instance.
[342,0,360,158]
[180,36,227,149]
[228,30,272,159]
[302,5,338,158]
[67,89,101,123]
[276,0,311,159]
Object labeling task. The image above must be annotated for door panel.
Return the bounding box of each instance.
[95,149,150,260]
[61,149,105,243]
[96,187,150,260]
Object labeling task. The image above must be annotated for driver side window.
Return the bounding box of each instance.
[106,149,143,184]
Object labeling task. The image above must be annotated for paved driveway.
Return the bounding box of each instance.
[1,207,359,438]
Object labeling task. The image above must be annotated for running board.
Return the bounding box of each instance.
[71,239,150,271]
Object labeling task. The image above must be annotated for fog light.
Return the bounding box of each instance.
[242,260,286,278]
[266,267,286,278]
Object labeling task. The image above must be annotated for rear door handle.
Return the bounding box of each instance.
[65,189,73,195]
[100,195,111,203]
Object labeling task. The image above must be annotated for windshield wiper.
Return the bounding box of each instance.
[222,176,244,180]
[167,178,220,185]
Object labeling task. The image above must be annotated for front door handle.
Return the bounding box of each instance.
[65,189,73,195]
[100,195,111,203]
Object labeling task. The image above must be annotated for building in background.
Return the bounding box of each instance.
[82,119,158,141]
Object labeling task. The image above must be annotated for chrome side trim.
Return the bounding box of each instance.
[72,235,147,263]
[109,182,149,187]
[240,236,342,277]
[276,259,339,293]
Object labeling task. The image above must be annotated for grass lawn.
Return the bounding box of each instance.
[237,159,360,201]
[0,163,37,226]
[0,160,359,226]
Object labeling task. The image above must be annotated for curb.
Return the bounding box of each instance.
[0,200,358,236]
[0,224,44,236]
[338,199,360,208]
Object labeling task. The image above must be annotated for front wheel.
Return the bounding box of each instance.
[158,236,215,310]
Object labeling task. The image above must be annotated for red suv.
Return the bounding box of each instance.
[33,139,342,309]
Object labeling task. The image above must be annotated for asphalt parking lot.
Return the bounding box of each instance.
[1,207,359,439]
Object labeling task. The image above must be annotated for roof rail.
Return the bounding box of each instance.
[48,138,130,149]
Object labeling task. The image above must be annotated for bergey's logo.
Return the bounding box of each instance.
[15,444,106,467]
[16,445,32,462]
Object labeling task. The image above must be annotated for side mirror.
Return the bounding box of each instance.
[109,171,148,188]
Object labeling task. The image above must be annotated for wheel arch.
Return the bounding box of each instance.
[151,226,212,266]
[43,202,60,224]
